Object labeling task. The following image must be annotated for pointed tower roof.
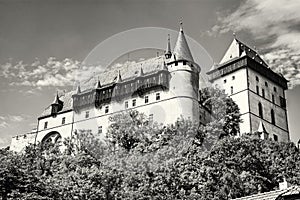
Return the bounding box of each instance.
[219,34,268,67]
[76,84,81,94]
[165,34,172,58]
[115,70,122,83]
[137,66,144,77]
[52,91,60,104]
[171,22,194,62]
[95,78,101,89]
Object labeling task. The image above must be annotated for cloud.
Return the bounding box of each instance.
[0,121,8,128]
[0,57,104,89]
[212,0,300,88]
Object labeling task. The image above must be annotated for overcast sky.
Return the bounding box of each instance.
[0,0,300,147]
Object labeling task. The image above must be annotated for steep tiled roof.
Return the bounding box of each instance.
[81,55,167,91]
[171,25,194,62]
[39,56,167,118]
[233,186,300,200]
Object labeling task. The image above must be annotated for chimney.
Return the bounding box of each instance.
[279,178,290,190]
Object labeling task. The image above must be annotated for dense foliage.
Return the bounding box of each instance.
[0,88,299,199]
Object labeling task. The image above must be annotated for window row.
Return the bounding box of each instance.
[258,102,276,125]
[125,93,161,109]
[256,85,285,107]
[85,106,110,119]
[223,75,235,84]
[43,117,66,129]
[256,76,277,92]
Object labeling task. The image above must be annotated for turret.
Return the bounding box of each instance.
[167,22,201,121]
[50,92,63,116]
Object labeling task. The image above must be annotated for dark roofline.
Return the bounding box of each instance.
[74,68,170,96]
[207,55,288,89]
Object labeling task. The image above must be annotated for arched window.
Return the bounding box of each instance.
[271,109,275,125]
[258,102,263,118]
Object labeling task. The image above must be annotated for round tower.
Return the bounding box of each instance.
[166,23,201,122]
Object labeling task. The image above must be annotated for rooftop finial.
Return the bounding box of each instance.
[76,84,81,94]
[165,34,172,59]
[233,32,236,39]
[179,19,183,32]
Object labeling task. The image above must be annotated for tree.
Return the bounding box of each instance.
[200,86,242,137]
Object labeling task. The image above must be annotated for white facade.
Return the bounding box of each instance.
[10,31,291,152]
[207,38,289,142]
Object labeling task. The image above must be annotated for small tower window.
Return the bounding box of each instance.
[258,102,263,118]
[256,76,259,82]
[230,86,233,94]
[132,99,136,107]
[256,86,260,95]
[105,106,109,114]
[232,76,235,80]
[145,96,149,104]
[265,82,268,87]
[85,111,89,118]
[262,89,265,98]
[272,94,275,103]
[125,101,128,109]
[274,87,277,93]
[273,134,278,141]
[62,117,66,125]
[156,93,160,101]
[224,79,227,84]
[44,122,48,129]
[98,126,102,134]
[271,109,275,125]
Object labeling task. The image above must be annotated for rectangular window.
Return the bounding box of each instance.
[98,126,102,134]
[132,99,136,107]
[265,82,268,87]
[273,134,278,141]
[262,89,265,98]
[280,96,286,108]
[156,93,160,101]
[105,106,109,113]
[272,94,275,103]
[274,87,277,93]
[232,76,235,80]
[85,111,89,118]
[256,86,260,95]
[62,117,66,125]
[125,101,128,109]
[175,61,178,66]
[256,76,259,82]
[44,122,48,129]
[145,95,149,104]
[224,79,227,84]
[183,61,187,65]
[230,86,233,94]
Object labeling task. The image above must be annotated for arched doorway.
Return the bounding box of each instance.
[41,131,62,150]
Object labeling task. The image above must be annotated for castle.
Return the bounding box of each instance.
[10,25,289,152]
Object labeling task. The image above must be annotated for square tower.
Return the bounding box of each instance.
[207,38,289,142]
